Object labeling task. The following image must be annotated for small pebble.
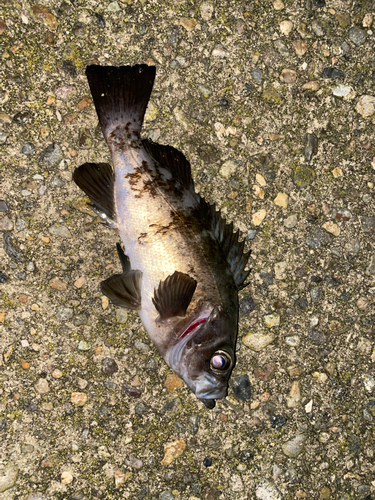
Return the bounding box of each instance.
[287,381,301,408]
[203,457,212,467]
[56,307,73,321]
[48,225,71,239]
[243,332,275,352]
[255,480,282,500]
[348,26,366,46]
[280,69,297,83]
[274,193,288,208]
[49,277,67,291]
[356,95,375,118]
[293,40,308,56]
[322,221,340,236]
[253,69,262,83]
[220,160,237,178]
[52,369,62,379]
[282,434,306,457]
[270,415,287,429]
[122,382,142,398]
[200,2,214,20]
[263,313,280,328]
[161,440,186,465]
[252,209,267,226]
[102,357,118,375]
[279,20,293,35]
[74,276,85,288]
[165,373,184,393]
[61,471,73,485]
[71,392,87,406]
[232,374,251,401]
[35,378,50,394]
[285,335,300,346]
[323,67,345,79]
[78,340,90,351]
[284,214,297,228]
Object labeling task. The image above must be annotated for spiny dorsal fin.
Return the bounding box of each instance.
[141,139,194,190]
[73,162,116,221]
[101,270,142,310]
[199,197,251,291]
[152,271,197,320]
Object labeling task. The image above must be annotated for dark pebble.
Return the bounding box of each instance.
[323,67,345,79]
[252,68,262,83]
[161,399,179,414]
[0,200,8,212]
[313,0,325,6]
[13,111,31,124]
[78,128,92,148]
[340,292,350,302]
[361,216,375,232]
[146,357,157,371]
[0,418,7,431]
[239,449,254,461]
[305,133,318,161]
[61,60,77,77]
[232,374,251,401]
[334,387,347,399]
[219,98,229,108]
[137,485,149,499]
[73,314,87,327]
[25,401,38,412]
[189,415,200,435]
[134,402,150,415]
[72,21,86,36]
[324,275,341,286]
[50,175,66,189]
[270,414,287,429]
[22,142,35,155]
[101,357,118,375]
[39,143,62,166]
[204,487,220,500]
[94,13,105,27]
[64,403,75,415]
[191,484,201,494]
[0,271,8,283]
[104,380,116,390]
[308,329,327,344]
[239,296,256,315]
[310,287,322,302]
[243,83,253,94]
[348,27,366,46]
[169,26,179,46]
[3,233,23,262]
[138,25,147,35]
[295,297,308,311]
[310,275,322,283]
[260,271,273,286]
[305,227,332,249]
[203,457,212,467]
[97,406,111,419]
[122,382,142,398]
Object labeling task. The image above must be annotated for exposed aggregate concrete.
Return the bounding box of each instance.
[0,0,375,499]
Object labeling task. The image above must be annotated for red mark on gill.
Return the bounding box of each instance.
[180,318,207,340]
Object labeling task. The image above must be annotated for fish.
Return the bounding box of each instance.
[73,65,251,409]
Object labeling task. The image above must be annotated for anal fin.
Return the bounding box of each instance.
[152,271,197,320]
[101,270,142,310]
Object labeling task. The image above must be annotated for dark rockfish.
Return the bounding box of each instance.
[73,65,251,408]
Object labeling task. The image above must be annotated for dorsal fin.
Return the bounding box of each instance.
[152,271,197,320]
[73,162,116,221]
[141,139,194,190]
[199,197,251,291]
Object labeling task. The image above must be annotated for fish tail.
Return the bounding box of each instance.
[86,64,156,139]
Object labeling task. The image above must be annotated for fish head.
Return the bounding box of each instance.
[167,304,238,408]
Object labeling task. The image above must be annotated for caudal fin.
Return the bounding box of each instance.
[86,65,156,138]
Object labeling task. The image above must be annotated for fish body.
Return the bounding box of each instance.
[73,65,250,408]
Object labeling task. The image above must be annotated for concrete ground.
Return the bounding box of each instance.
[0,0,375,499]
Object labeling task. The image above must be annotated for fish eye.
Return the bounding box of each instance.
[210,350,232,373]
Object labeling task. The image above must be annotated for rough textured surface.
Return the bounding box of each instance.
[0,1,375,499]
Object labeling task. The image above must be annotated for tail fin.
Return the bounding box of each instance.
[86,65,156,138]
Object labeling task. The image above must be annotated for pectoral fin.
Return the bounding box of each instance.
[101,270,142,310]
[152,271,197,320]
[73,162,116,222]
